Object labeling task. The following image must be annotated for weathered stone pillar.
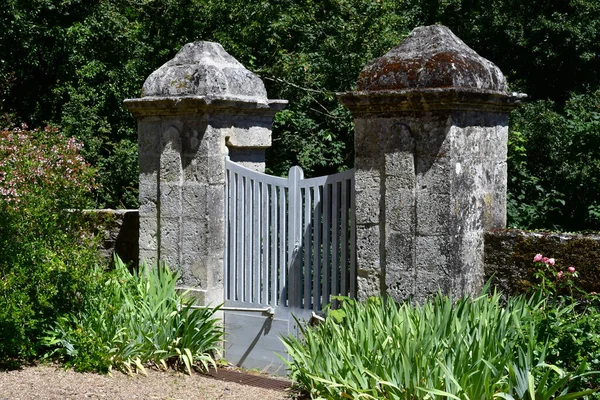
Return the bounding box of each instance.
[339,26,524,302]
[125,42,286,305]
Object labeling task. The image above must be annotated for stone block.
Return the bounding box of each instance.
[138,117,162,155]
[227,148,266,172]
[416,193,450,235]
[139,248,158,266]
[183,157,209,184]
[207,183,225,214]
[138,152,160,181]
[356,271,382,300]
[182,218,207,255]
[159,151,183,183]
[491,188,507,229]
[159,217,181,262]
[161,125,182,152]
[356,225,381,272]
[414,271,451,303]
[414,120,451,158]
[385,188,415,233]
[207,155,226,185]
[354,167,380,192]
[355,156,383,172]
[225,125,272,148]
[138,181,157,217]
[159,183,182,218]
[451,232,484,295]
[385,152,415,186]
[417,156,451,194]
[139,217,158,250]
[182,183,207,218]
[415,235,449,274]
[385,271,415,302]
[181,118,209,155]
[181,254,206,287]
[355,188,380,224]
[385,232,414,270]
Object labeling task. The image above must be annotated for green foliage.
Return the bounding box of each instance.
[503,232,600,295]
[44,256,223,375]
[524,254,600,397]
[0,124,100,360]
[507,90,600,231]
[282,292,596,399]
[2,0,600,225]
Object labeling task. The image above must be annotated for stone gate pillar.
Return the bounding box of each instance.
[125,42,286,305]
[339,26,524,302]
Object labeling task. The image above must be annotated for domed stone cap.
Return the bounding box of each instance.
[357,25,508,93]
[142,41,268,100]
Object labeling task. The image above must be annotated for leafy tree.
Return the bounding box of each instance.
[508,91,600,231]
[1,0,600,231]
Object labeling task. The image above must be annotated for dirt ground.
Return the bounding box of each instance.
[0,365,294,400]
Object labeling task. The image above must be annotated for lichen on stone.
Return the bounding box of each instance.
[357,25,507,93]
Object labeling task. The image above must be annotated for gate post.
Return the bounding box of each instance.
[125,42,286,305]
[339,26,524,302]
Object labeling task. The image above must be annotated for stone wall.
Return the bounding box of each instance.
[484,229,600,295]
[92,209,140,266]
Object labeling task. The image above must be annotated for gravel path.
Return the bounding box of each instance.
[0,366,294,400]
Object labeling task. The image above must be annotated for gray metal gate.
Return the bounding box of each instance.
[223,156,356,373]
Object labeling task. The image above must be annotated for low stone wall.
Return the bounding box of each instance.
[484,229,600,295]
[89,209,139,266]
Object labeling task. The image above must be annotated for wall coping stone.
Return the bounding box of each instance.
[124,95,287,117]
[338,87,525,116]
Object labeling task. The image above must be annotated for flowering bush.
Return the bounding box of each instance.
[0,124,101,360]
[532,253,580,298]
[530,252,600,396]
[0,124,96,210]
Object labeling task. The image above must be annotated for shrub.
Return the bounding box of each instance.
[44,256,223,374]
[527,253,600,396]
[0,124,100,361]
[282,291,596,399]
[507,90,600,231]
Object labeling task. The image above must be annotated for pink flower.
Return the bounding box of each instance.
[542,257,549,264]
[557,271,563,279]
[547,258,556,266]
[568,266,575,273]
[533,254,543,262]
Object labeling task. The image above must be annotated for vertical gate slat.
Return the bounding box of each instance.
[270,184,278,306]
[332,181,339,300]
[235,173,244,302]
[340,178,348,297]
[303,187,312,308]
[287,167,301,308]
[252,179,260,304]
[350,176,356,297]
[313,186,322,310]
[322,183,331,305]
[224,167,229,300]
[244,177,252,302]
[261,182,269,305]
[224,168,230,300]
[279,186,287,307]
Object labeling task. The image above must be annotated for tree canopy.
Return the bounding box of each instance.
[1,0,599,230]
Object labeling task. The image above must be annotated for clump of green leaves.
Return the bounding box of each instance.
[283,291,597,399]
[0,124,100,361]
[508,90,600,232]
[44,256,223,375]
[527,253,600,396]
